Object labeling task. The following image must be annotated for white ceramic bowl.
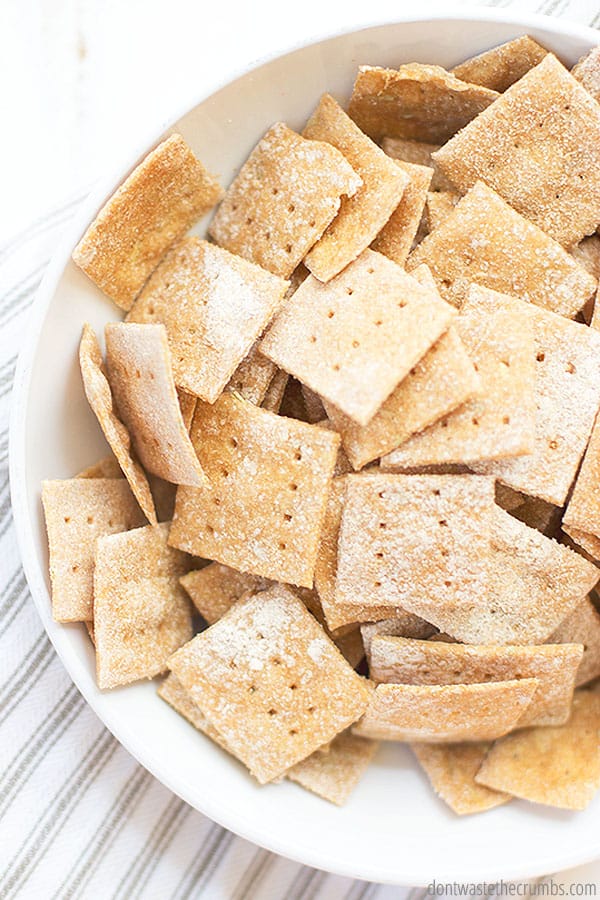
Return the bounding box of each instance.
[11,10,600,886]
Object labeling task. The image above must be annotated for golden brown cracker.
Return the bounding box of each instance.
[261,370,289,413]
[261,249,455,426]
[371,161,433,265]
[76,456,123,479]
[411,742,511,815]
[168,584,370,783]
[549,597,600,687]
[563,413,600,542]
[169,392,339,587]
[177,388,197,432]
[361,616,437,658]
[425,190,461,232]
[158,673,232,752]
[209,123,361,277]
[571,235,600,281]
[451,36,548,92]
[73,134,222,309]
[287,731,378,805]
[227,344,278,405]
[348,64,498,144]
[572,46,600,104]
[381,137,455,192]
[180,563,268,625]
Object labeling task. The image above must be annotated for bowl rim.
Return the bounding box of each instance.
[10,8,600,886]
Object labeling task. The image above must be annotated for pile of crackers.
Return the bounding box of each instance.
[42,36,600,814]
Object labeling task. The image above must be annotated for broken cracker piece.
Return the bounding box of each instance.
[180,563,268,625]
[451,36,548,92]
[303,94,409,281]
[168,584,370,783]
[169,392,339,587]
[348,64,498,144]
[475,691,600,810]
[73,134,222,309]
[209,123,361,278]
[412,742,511,815]
[287,730,378,805]
[79,324,157,524]
[94,522,193,689]
[227,344,278,406]
[42,478,146,622]
[354,680,538,742]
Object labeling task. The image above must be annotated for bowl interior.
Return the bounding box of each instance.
[11,14,600,886]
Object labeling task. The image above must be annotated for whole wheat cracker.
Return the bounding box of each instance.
[94,523,193,689]
[79,324,157,524]
[158,673,233,753]
[348,64,498,144]
[353,680,538,743]
[41,478,146,622]
[287,730,378,805]
[180,564,269,625]
[407,181,596,316]
[382,286,536,468]
[475,691,600,810]
[433,55,600,247]
[72,134,223,309]
[168,585,370,783]
[169,392,339,587]
[451,36,548,92]
[335,473,495,612]
[260,249,456,426]
[549,597,600,687]
[572,47,600,104]
[226,344,278,406]
[104,322,206,487]
[361,617,437,658]
[411,742,511,815]
[563,526,600,562]
[326,325,479,470]
[425,190,461,232]
[381,137,455,193]
[368,636,582,727]
[571,235,600,281]
[209,123,361,278]
[126,237,289,403]
[370,160,432,266]
[302,94,408,281]
[409,508,599,646]
[563,413,600,541]
[76,456,123,479]
[472,301,600,506]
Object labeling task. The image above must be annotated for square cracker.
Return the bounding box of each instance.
[105,322,206,487]
[169,392,339,587]
[407,181,596,317]
[550,597,600,687]
[368,636,582,727]
[227,344,278,405]
[127,237,288,403]
[563,413,600,541]
[302,94,408,281]
[473,303,600,506]
[79,324,157,524]
[287,731,378,805]
[158,673,232,753]
[347,64,498,144]
[410,508,599,646]
[168,585,370,784]
[411,742,511,815]
[41,478,146,622]
[475,691,600,810]
[371,161,433,266]
[72,134,223,310]
[180,563,269,625]
[382,286,536,468]
[433,55,600,247]
[94,523,193,689]
[209,123,361,278]
[260,249,455,426]
[572,47,600,104]
[381,137,455,193]
[451,36,548,92]
[335,473,495,612]
[353,680,538,743]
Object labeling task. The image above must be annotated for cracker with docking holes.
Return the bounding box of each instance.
[433,55,600,247]
[353,680,538,743]
[335,473,495,612]
[105,322,206,486]
[169,392,340,587]
[451,36,548,92]
[94,523,193,689]
[411,742,511,815]
[302,94,409,281]
[382,286,536,468]
[209,123,361,277]
[168,585,370,783]
[408,181,596,316]
[127,237,289,403]
[348,64,498,144]
[368,636,582,727]
[73,134,223,309]
[79,324,157,524]
[475,691,600,810]
[42,478,146,622]
[261,249,455,426]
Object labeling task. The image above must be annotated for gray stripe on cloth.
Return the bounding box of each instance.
[0,635,55,726]
[173,827,235,900]
[230,848,275,900]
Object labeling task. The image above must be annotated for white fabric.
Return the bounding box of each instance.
[2,1,600,896]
